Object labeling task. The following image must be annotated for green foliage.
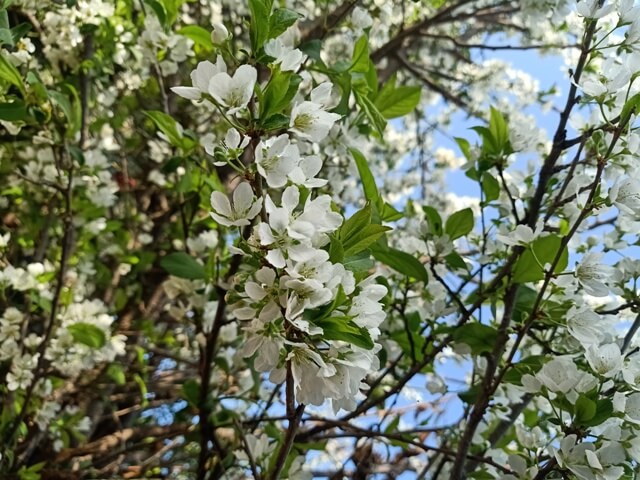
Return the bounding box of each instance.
[423,206,444,236]
[0,99,28,121]
[445,208,474,240]
[67,323,107,349]
[313,316,374,350]
[178,25,214,51]
[260,69,302,122]
[0,51,25,96]
[375,74,422,119]
[160,252,206,280]
[452,323,498,355]
[268,8,301,40]
[371,245,429,283]
[144,110,196,151]
[337,204,391,258]
[513,234,568,283]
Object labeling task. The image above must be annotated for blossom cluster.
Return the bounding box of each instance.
[173,41,387,411]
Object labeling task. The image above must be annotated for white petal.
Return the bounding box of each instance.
[233,182,255,213]
[171,86,201,100]
[210,191,232,217]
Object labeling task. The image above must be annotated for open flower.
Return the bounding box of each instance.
[585,343,623,378]
[575,252,618,297]
[255,134,300,188]
[210,182,262,227]
[264,38,307,72]
[288,155,327,188]
[495,220,545,247]
[609,177,640,217]
[171,56,226,100]
[290,83,341,142]
[208,64,257,115]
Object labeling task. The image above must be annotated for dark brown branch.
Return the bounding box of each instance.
[267,404,305,480]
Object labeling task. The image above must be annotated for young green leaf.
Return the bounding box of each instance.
[249,0,272,53]
[353,88,387,136]
[423,206,443,236]
[371,245,428,283]
[67,323,107,349]
[160,252,206,280]
[350,35,370,73]
[445,208,474,240]
[452,323,498,355]
[0,100,28,121]
[178,25,214,51]
[375,84,421,119]
[0,51,25,96]
[513,234,568,283]
[314,316,374,350]
[268,8,300,39]
[350,148,379,203]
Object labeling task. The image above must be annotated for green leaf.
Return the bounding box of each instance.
[340,204,373,241]
[489,106,509,151]
[445,208,474,240]
[512,286,538,323]
[10,22,31,43]
[620,92,640,128]
[343,251,375,272]
[299,39,322,61]
[0,9,8,30]
[353,88,387,136]
[459,385,481,404]
[445,252,468,271]
[455,136,472,160]
[481,173,500,202]
[249,0,272,53]
[107,364,126,386]
[453,323,498,355]
[329,235,344,263]
[314,316,374,350]
[158,0,182,27]
[182,379,201,406]
[268,8,300,40]
[261,113,290,131]
[350,35,370,73]
[67,323,107,349]
[378,86,421,119]
[178,25,213,51]
[581,399,613,427]
[503,355,545,385]
[261,70,301,120]
[160,252,206,280]
[0,51,25,96]
[371,245,428,283]
[422,206,443,236]
[0,28,12,46]
[0,99,28,121]
[513,234,568,283]
[375,76,421,119]
[144,0,167,26]
[575,395,596,423]
[144,110,194,150]
[48,84,81,137]
[343,224,390,257]
[381,202,403,222]
[350,148,379,203]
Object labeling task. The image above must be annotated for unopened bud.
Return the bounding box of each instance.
[211,22,229,44]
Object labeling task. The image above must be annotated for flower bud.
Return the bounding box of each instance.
[211,22,229,44]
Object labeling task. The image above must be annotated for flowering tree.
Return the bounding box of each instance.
[1,0,640,478]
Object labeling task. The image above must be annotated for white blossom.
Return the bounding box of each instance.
[210,182,262,227]
[208,64,257,115]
